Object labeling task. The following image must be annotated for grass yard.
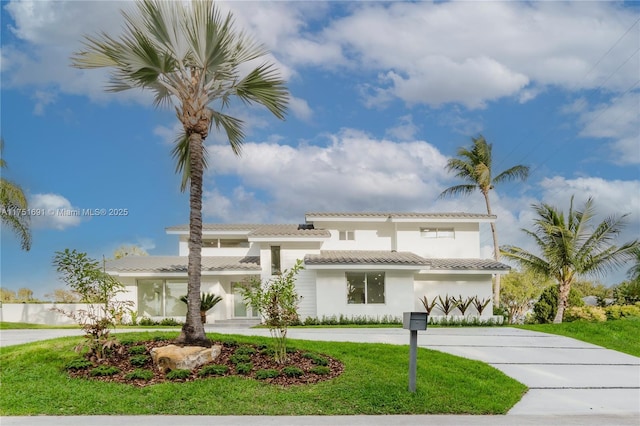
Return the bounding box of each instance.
[518,317,640,357]
[0,331,526,415]
[0,321,80,329]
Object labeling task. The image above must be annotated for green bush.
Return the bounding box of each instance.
[302,352,328,366]
[229,354,251,364]
[129,355,150,367]
[282,366,303,377]
[125,369,153,381]
[65,358,93,370]
[533,285,584,324]
[198,364,229,377]
[255,369,280,380]
[220,338,238,347]
[564,306,607,322]
[613,281,640,305]
[235,345,256,356]
[259,347,275,356]
[235,362,252,375]
[90,365,120,377]
[128,345,147,355]
[604,304,640,320]
[138,317,156,326]
[166,369,191,380]
[159,318,182,326]
[309,366,331,375]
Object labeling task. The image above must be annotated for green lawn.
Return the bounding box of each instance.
[0,321,80,329]
[518,317,640,357]
[0,331,526,415]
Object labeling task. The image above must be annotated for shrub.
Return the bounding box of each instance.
[229,354,251,364]
[533,285,584,324]
[138,317,156,326]
[613,281,640,305]
[303,317,320,326]
[65,358,93,370]
[128,345,147,355]
[235,362,252,375]
[255,369,280,380]
[302,352,328,366]
[166,369,191,380]
[282,366,303,377]
[90,365,120,377]
[309,366,331,375]
[564,306,607,322]
[129,355,150,367]
[198,364,229,377]
[259,347,275,356]
[125,369,153,381]
[235,345,256,356]
[437,294,456,315]
[220,338,238,347]
[604,304,640,320]
[159,318,182,326]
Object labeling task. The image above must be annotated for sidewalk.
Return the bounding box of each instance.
[1,326,639,424]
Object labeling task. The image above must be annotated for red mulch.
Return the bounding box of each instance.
[67,338,344,387]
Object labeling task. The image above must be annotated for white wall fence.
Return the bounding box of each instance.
[0,303,103,325]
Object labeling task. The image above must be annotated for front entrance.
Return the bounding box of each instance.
[232,283,259,318]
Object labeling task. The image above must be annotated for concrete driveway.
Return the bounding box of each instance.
[1,326,639,424]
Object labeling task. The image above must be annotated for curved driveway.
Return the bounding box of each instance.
[1,326,638,425]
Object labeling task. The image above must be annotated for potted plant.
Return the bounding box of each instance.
[180,293,223,324]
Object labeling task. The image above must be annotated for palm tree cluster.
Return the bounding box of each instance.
[502,197,639,323]
[71,0,288,345]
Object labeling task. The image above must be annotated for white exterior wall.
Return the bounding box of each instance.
[313,221,394,251]
[396,222,480,258]
[0,303,99,325]
[413,274,494,317]
[314,270,414,319]
[295,269,317,320]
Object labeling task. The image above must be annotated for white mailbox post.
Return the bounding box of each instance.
[403,312,428,392]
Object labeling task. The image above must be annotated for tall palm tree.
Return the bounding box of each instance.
[0,138,31,251]
[440,135,529,307]
[627,247,640,282]
[501,197,639,323]
[71,0,288,346]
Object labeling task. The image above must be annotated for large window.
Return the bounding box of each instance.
[346,272,385,304]
[138,280,187,317]
[271,246,281,275]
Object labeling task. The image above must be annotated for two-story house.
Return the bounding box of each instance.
[106,212,509,323]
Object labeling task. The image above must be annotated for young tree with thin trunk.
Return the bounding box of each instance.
[501,197,639,323]
[440,135,529,308]
[71,0,288,346]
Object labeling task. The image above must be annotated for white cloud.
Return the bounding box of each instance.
[385,115,419,141]
[29,193,81,230]
[289,96,313,122]
[577,92,640,165]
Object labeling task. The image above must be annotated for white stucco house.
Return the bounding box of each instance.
[105,212,509,323]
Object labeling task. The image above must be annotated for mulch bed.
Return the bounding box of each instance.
[67,338,344,387]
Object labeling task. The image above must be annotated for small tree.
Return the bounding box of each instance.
[242,260,303,364]
[52,249,131,359]
[500,270,551,324]
[180,292,223,324]
[45,288,80,303]
[533,285,584,324]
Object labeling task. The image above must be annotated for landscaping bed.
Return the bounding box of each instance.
[66,337,343,387]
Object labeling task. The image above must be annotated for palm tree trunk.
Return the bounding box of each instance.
[483,192,501,308]
[554,281,570,324]
[176,131,210,347]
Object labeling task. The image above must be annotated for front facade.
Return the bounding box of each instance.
[106,212,509,323]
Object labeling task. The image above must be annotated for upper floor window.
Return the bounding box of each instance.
[339,230,355,241]
[271,246,281,275]
[346,272,385,304]
[420,227,455,239]
[202,238,249,248]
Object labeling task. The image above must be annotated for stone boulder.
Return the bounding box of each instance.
[150,344,222,372]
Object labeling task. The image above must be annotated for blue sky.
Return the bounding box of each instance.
[1,0,639,298]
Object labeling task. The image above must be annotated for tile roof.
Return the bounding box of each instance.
[304,250,430,266]
[426,258,511,271]
[165,224,330,238]
[305,212,496,220]
[105,256,261,273]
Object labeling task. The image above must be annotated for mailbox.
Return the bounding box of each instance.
[403,312,428,330]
